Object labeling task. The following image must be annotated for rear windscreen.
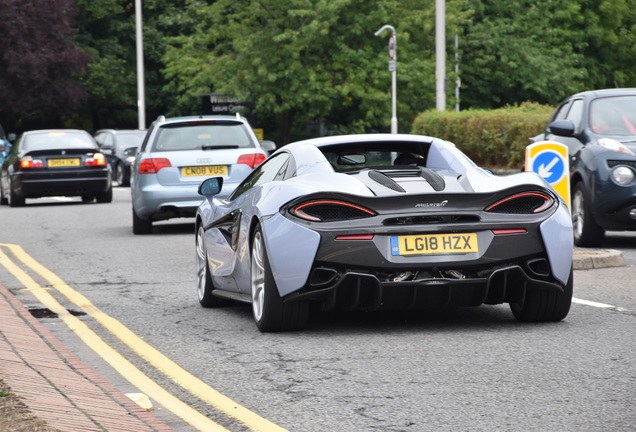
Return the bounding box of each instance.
[153,122,254,151]
[23,132,97,151]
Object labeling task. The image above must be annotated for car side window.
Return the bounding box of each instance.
[139,123,156,152]
[551,101,572,123]
[565,99,584,132]
[229,152,290,200]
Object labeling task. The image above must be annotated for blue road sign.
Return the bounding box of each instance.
[532,151,565,184]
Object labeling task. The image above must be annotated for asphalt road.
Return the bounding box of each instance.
[0,188,635,432]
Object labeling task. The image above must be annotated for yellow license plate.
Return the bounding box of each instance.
[181,165,228,177]
[48,158,80,167]
[391,233,478,256]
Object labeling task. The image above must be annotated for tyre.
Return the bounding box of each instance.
[251,226,309,332]
[8,181,25,207]
[196,225,230,307]
[572,182,604,247]
[116,162,130,187]
[0,186,7,205]
[81,194,94,202]
[510,268,573,322]
[95,186,113,203]
[132,209,153,234]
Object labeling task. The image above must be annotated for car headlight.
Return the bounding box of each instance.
[598,138,636,155]
[611,166,635,185]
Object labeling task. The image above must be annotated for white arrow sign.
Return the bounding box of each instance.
[538,156,559,178]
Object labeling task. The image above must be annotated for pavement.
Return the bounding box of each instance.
[0,248,626,432]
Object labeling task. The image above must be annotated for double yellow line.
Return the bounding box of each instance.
[0,243,286,432]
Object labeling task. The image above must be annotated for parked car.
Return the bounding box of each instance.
[0,129,112,207]
[195,133,574,332]
[94,129,147,186]
[530,88,636,246]
[131,114,274,234]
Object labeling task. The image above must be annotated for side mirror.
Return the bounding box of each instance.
[259,140,277,153]
[123,147,138,157]
[548,119,575,137]
[198,177,224,196]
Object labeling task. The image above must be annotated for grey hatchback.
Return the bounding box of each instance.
[131,114,273,234]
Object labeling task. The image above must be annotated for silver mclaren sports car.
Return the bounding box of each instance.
[195,134,574,332]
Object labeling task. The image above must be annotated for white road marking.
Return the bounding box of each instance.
[573,297,615,309]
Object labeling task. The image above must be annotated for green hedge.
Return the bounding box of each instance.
[410,102,554,169]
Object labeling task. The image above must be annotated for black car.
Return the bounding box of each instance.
[531,88,636,247]
[0,129,112,207]
[94,129,146,186]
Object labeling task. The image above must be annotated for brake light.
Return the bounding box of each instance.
[291,200,377,222]
[19,157,44,169]
[237,153,266,169]
[138,158,172,174]
[485,192,554,214]
[85,152,107,167]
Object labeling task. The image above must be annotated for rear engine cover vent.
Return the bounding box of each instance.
[368,170,406,192]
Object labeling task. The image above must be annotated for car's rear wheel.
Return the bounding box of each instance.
[116,162,130,187]
[95,187,112,203]
[510,268,573,322]
[132,209,153,234]
[8,181,25,207]
[572,182,604,247]
[0,185,7,205]
[196,225,230,307]
[251,226,309,332]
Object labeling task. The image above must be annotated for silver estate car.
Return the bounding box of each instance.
[131,114,274,234]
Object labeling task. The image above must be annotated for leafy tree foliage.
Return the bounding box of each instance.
[0,0,89,128]
[5,0,636,139]
[456,0,636,108]
[164,0,440,143]
[74,0,188,129]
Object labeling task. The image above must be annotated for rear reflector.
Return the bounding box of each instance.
[491,228,527,235]
[335,234,375,241]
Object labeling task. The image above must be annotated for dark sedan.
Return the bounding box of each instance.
[94,129,146,186]
[531,88,636,246]
[0,129,112,207]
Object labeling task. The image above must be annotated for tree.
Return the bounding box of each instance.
[163,0,441,144]
[74,0,190,130]
[456,0,636,108]
[0,0,90,128]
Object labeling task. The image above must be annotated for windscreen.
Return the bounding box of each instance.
[23,131,97,151]
[153,122,254,152]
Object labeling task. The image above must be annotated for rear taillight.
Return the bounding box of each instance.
[19,157,44,169]
[138,158,172,174]
[85,152,107,167]
[237,153,266,169]
[485,192,554,214]
[291,200,377,222]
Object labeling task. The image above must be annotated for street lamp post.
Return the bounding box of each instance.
[135,0,146,130]
[375,25,397,134]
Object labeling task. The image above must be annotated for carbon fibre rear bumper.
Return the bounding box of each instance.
[284,264,564,311]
